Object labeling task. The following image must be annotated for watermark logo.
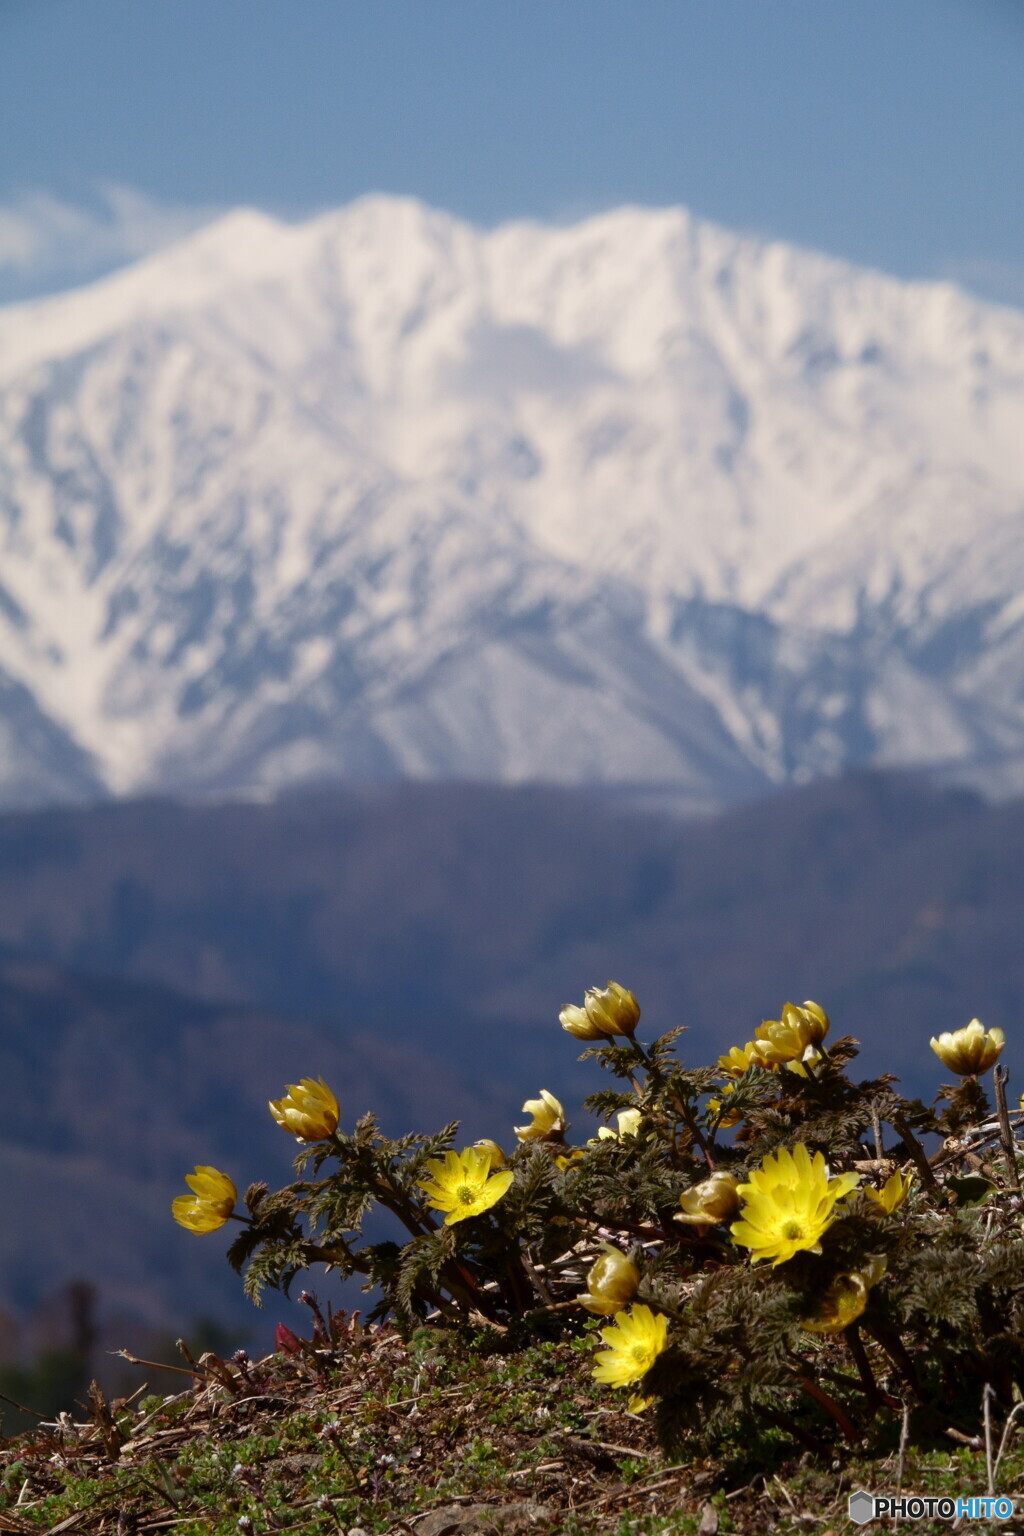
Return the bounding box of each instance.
[848,1489,1015,1523]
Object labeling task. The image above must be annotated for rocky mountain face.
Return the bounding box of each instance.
[1,197,1023,808]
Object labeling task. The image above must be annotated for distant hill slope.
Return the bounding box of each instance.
[1,772,1021,1338]
[0,957,503,1338]
[2,197,1024,806]
[0,774,1015,1084]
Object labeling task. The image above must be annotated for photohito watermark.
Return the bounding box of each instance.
[848,1489,1015,1523]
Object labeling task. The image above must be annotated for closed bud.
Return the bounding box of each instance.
[582,981,641,1039]
[675,1171,741,1226]
[559,1003,606,1041]
[755,1001,828,1066]
[268,1077,340,1142]
[172,1165,237,1233]
[577,1244,641,1315]
[562,982,642,1041]
[801,1272,869,1335]
[472,1138,507,1170]
[930,1019,1005,1076]
[795,1000,830,1045]
[802,1255,885,1334]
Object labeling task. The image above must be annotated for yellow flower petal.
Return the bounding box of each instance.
[514,1090,567,1143]
[730,1144,860,1266]
[591,1304,667,1389]
[864,1170,913,1214]
[417,1148,514,1225]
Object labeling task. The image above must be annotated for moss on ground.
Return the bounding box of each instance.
[2,1321,1024,1534]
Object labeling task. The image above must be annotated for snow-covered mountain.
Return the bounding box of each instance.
[1,195,1023,810]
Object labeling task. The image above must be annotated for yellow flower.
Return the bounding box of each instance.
[515,1089,567,1143]
[559,1003,606,1041]
[472,1138,507,1170]
[783,1044,825,1079]
[675,1171,742,1226]
[803,1255,886,1334]
[930,1019,1005,1076]
[591,1304,668,1388]
[717,1041,772,1077]
[268,1077,340,1141]
[730,1143,860,1266]
[577,1245,640,1315]
[802,1273,867,1334]
[561,981,640,1041]
[863,1169,913,1214]
[417,1147,514,1225]
[172,1166,237,1233]
[793,1001,830,1045]
[594,1108,643,1142]
[755,1002,829,1067]
[706,1083,743,1127]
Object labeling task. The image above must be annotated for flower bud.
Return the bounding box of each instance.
[472,1138,507,1170]
[863,1169,913,1214]
[584,981,641,1038]
[794,1000,830,1045]
[930,1019,1005,1076]
[675,1171,741,1226]
[718,1041,772,1077]
[802,1255,885,1334]
[594,1108,643,1142]
[577,1244,641,1315]
[755,1001,828,1066]
[269,1077,340,1141]
[801,1272,869,1335]
[172,1165,237,1233]
[514,1089,567,1143]
[559,1002,606,1040]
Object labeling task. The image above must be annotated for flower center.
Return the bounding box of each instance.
[630,1345,651,1366]
[782,1220,804,1240]
[456,1184,477,1206]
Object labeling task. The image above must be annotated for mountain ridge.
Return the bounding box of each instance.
[2,196,1024,807]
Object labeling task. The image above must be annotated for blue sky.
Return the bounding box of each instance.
[1,0,1022,304]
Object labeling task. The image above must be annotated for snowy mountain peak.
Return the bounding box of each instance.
[1,196,1024,809]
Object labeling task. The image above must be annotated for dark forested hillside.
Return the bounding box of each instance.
[0,770,1020,1345]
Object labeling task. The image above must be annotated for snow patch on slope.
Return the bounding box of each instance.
[2,196,1024,807]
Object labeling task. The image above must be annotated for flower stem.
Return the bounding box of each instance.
[891,1112,939,1192]
[629,1038,655,1072]
[863,1322,919,1394]
[672,1093,715,1169]
[797,1372,859,1444]
[992,1065,1021,1193]
[846,1325,901,1413]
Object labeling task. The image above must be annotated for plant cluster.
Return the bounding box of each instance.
[173,987,1024,1459]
